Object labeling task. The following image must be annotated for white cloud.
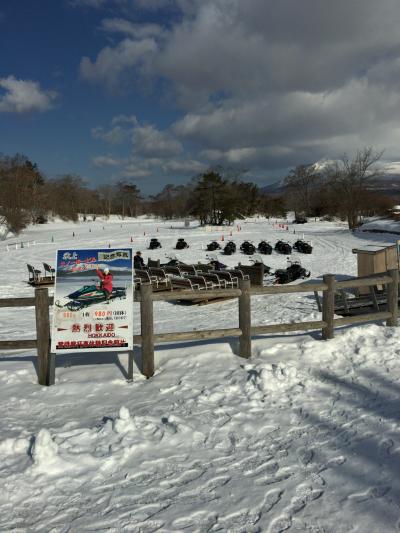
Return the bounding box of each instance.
[120,164,152,178]
[132,124,183,158]
[84,0,400,178]
[93,155,125,167]
[111,114,138,125]
[0,76,57,114]
[92,125,129,144]
[161,158,206,174]
[80,38,158,87]
[101,18,163,38]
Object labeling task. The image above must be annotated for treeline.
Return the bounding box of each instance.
[0,148,395,236]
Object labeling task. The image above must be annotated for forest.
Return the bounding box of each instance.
[0,147,395,237]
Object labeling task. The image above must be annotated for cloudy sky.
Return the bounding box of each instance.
[2,0,400,193]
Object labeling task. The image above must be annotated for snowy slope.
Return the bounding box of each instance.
[1,216,400,532]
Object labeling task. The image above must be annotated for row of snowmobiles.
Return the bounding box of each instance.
[206,239,313,255]
[148,238,190,250]
[150,237,313,255]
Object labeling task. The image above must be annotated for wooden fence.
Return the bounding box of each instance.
[0,269,398,385]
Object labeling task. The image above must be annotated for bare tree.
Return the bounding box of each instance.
[325,147,384,230]
[284,164,321,218]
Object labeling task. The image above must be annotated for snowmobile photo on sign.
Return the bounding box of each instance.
[51,248,133,353]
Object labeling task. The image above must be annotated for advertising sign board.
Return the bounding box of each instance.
[51,248,133,353]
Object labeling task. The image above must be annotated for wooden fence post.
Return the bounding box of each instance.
[140,283,154,377]
[387,268,399,327]
[322,274,335,340]
[35,288,51,385]
[238,278,252,358]
[127,351,134,381]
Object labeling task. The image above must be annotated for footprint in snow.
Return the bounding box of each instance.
[297,447,314,466]
[318,455,346,472]
[263,489,283,512]
[268,513,292,533]
[348,485,391,502]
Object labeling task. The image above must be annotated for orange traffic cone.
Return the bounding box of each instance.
[221,235,224,241]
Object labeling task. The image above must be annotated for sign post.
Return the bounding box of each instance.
[51,248,133,353]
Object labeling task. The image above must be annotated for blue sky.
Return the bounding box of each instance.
[2,0,400,193]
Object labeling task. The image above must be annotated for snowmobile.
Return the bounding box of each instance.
[257,240,273,255]
[293,239,313,254]
[55,284,126,311]
[206,240,221,251]
[161,253,183,266]
[240,241,256,255]
[175,238,189,250]
[275,240,292,254]
[274,261,310,284]
[223,241,236,255]
[149,238,162,250]
[249,254,271,274]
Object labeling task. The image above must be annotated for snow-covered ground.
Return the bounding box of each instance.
[1,216,400,532]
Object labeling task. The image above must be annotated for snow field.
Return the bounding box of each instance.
[1,216,400,531]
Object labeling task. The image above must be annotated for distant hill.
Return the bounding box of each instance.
[261,174,400,197]
[261,179,285,195]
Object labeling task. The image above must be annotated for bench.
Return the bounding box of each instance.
[228,269,249,281]
[134,269,159,287]
[164,265,182,277]
[170,276,200,290]
[209,270,239,288]
[179,264,200,275]
[200,272,227,289]
[43,262,55,279]
[27,264,41,282]
[184,274,214,289]
[148,267,170,287]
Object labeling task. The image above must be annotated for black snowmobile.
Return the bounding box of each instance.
[275,240,292,254]
[274,261,310,284]
[149,238,162,250]
[240,241,256,255]
[175,238,189,250]
[257,240,273,255]
[293,240,313,254]
[206,240,221,251]
[223,241,237,255]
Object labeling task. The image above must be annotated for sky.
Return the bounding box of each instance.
[2,0,400,194]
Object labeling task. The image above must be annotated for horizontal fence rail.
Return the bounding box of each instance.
[0,269,398,384]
